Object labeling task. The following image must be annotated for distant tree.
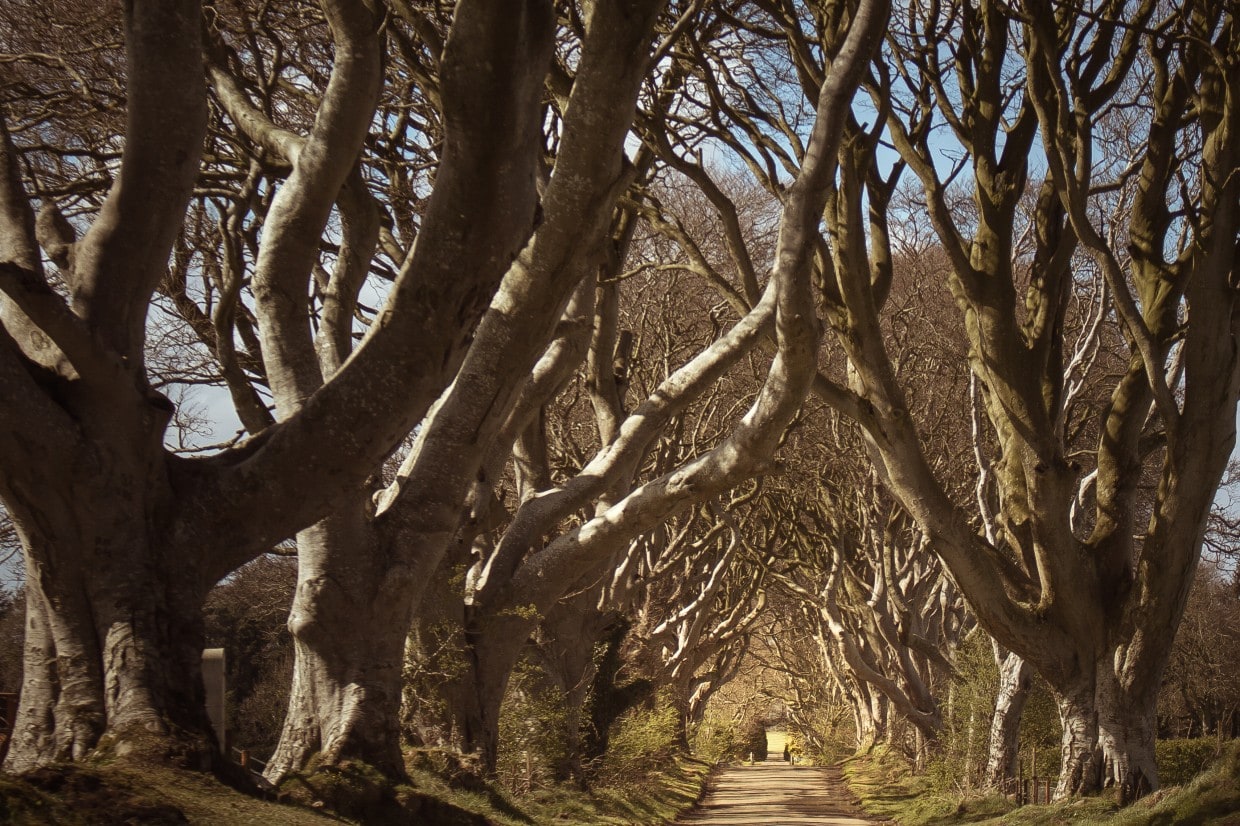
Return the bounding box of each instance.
[202,555,297,756]
[0,586,22,695]
[1159,567,1240,740]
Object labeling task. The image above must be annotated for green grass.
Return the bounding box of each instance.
[0,762,349,825]
[0,752,713,825]
[844,741,1240,826]
[843,746,1016,825]
[395,754,713,826]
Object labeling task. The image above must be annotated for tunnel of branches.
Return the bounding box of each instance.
[1,0,1238,809]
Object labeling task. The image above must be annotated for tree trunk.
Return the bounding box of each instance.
[6,557,214,771]
[3,459,216,773]
[447,612,527,775]
[555,682,590,785]
[401,563,468,751]
[853,683,887,753]
[5,587,68,771]
[985,649,1033,788]
[671,680,693,752]
[583,622,650,764]
[1053,679,1101,799]
[1096,667,1158,804]
[264,505,413,781]
[532,599,608,786]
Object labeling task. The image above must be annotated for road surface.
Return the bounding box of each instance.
[678,756,876,825]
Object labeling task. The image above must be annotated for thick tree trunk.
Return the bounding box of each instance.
[2,424,222,771]
[583,622,650,764]
[446,612,527,775]
[265,506,413,781]
[4,525,215,772]
[984,649,1033,788]
[1096,667,1159,804]
[1053,679,1101,799]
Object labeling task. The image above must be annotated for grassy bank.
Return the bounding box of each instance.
[371,753,712,825]
[844,741,1240,826]
[0,753,714,825]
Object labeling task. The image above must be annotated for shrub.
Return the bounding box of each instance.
[1157,738,1223,787]
[739,716,769,761]
[923,633,1059,796]
[689,716,740,764]
[598,692,680,784]
[496,661,570,795]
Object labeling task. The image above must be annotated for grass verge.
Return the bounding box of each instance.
[395,753,714,825]
[0,752,714,825]
[0,762,347,825]
[843,741,1240,826]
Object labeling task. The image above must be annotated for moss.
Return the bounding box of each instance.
[0,764,188,824]
[0,771,71,825]
[0,762,339,825]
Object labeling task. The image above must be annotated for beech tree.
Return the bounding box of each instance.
[823,0,1239,800]
[0,0,558,771]
[645,0,1236,800]
[2,0,894,783]
[383,0,890,775]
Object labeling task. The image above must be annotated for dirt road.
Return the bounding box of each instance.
[678,757,876,825]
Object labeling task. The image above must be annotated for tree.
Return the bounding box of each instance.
[1159,566,1240,740]
[820,0,1240,799]
[254,0,671,780]
[392,0,891,775]
[769,467,971,763]
[641,0,1236,800]
[0,0,557,771]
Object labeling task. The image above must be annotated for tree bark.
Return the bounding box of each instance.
[1053,679,1101,798]
[984,648,1033,788]
[3,476,216,771]
[450,613,525,774]
[1096,664,1159,803]
[533,596,612,785]
[5,587,63,771]
[264,503,413,780]
[583,621,650,765]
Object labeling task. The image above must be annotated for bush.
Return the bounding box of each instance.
[496,661,570,795]
[739,716,769,761]
[1157,738,1223,787]
[689,716,740,764]
[598,692,680,784]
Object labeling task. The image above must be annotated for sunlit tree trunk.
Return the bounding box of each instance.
[984,648,1033,788]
